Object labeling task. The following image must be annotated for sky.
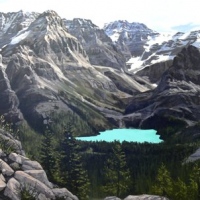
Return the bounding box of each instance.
[0,0,200,32]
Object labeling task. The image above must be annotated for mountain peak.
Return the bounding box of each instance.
[64,18,99,30]
[104,20,150,33]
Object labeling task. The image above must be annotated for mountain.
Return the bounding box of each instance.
[104,20,158,57]
[0,10,39,47]
[0,10,157,134]
[124,45,200,140]
[104,20,200,84]
[64,18,130,70]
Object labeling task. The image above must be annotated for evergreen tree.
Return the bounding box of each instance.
[59,123,90,200]
[151,163,173,197]
[187,164,199,200]
[102,141,131,198]
[40,128,56,181]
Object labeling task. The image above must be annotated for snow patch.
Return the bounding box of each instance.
[151,55,174,64]
[10,31,30,45]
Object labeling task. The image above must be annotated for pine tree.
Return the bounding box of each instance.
[151,163,173,197]
[187,164,199,200]
[102,141,131,198]
[59,123,90,200]
[40,128,56,181]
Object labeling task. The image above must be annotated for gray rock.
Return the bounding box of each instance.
[104,197,121,200]
[185,148,200,163]
[37,193,51,200]
[15,171,55,199]
[4,178,21,200]
[0,178,6,191]
[10,162,21,171]
[9,153,29,164]
[52,188,79,200]
[0,129,24,155]
[124,195,169,200]
[24,170,53,189]
[0,173,5,182]
[0,158,14,176]
[22,160,43,170]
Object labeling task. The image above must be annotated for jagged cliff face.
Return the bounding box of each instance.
[125,46,200,136]
[64,18,129,69]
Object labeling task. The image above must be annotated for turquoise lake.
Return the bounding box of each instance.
[76,128,163,143]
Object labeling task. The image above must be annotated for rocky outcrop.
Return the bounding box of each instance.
[124,46,200,138]
[0,128,78,199]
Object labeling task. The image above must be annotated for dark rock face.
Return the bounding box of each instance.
[136,60,173,83]
[125,46,200,136]
[0,55,23,123]
[64,18,129,69]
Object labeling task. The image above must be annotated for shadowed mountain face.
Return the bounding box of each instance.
[125,45,200,137]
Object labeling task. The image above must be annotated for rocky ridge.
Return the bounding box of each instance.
[0,128,78,200]
[64,18,129,70]
[124,45,200,139]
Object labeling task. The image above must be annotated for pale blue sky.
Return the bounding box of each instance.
[0,0,199,32]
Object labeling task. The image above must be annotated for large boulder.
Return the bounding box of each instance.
[0,178,6,191]
[22,160,43,170]
[24,170,53,189]
[14,171,55,199]
[52,188,79,200]
[4,178,21,200]
[124,195,169,200]
[104,197,121,200]
[0,158,14,176]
